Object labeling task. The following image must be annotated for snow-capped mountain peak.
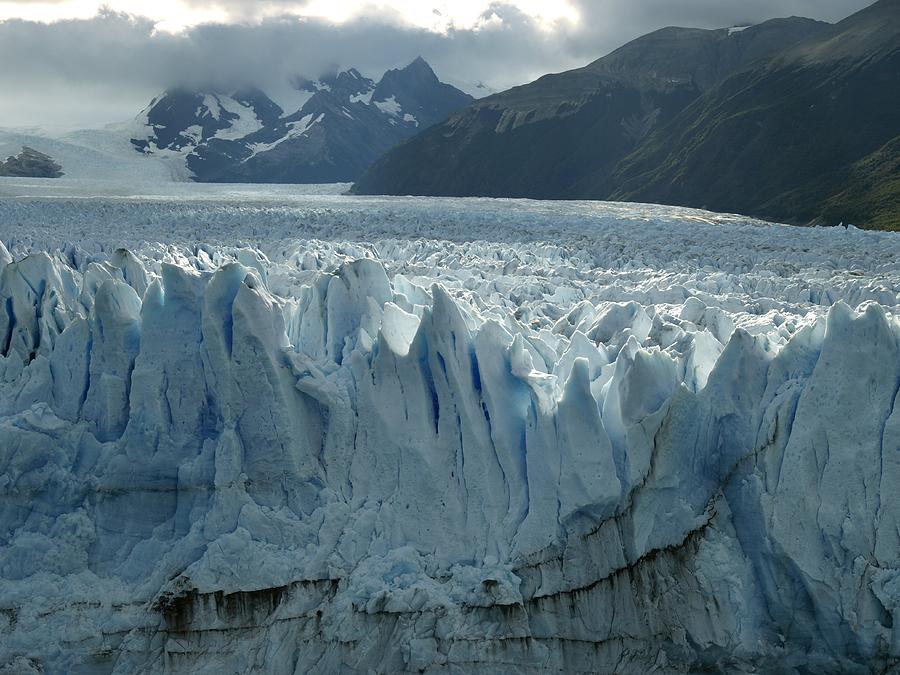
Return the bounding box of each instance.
[295,68,375,100]
[131,88,283,155]
[129,58,473,183]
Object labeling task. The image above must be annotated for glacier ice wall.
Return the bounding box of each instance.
[1,197,900,673]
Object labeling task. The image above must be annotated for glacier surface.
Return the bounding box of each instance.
[1,184,899,673]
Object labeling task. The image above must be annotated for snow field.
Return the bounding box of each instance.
[1,188,899,673]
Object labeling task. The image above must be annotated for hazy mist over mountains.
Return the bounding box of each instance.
[0,0,873,129]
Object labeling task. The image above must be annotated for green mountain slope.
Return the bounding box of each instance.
[355,0,900,230]
[820,135,900,231]
[608,0,900,228]
[352,17,827,199]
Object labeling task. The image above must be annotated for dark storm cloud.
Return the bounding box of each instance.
[0,4,579,127]
[0,4,571,89]
[0,0,874,128]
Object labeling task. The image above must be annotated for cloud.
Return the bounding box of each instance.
[0,4,580,127]
[0,0,874,128]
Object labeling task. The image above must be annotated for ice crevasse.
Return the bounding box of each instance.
[0,242,899,674]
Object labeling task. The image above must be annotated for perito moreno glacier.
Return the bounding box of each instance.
[1,185,899,673]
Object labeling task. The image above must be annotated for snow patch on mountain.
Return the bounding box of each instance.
[213,96,265,140]
[374,95,403,117]
[202,94,222,120]
[350,88,376,105]
[244,113,323,160]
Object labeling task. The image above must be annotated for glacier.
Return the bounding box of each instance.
[0,185,899,673]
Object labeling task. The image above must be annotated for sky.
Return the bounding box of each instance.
[0,0,873,130]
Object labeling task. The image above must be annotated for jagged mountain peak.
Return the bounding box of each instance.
[129,59,473,184]
[371,57,473,130]
[378,56,441,90]
[403,56,436,75]
[321,69,377,98]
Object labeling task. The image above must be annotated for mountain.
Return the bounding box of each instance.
[130,58,473,183]
[129,87,283,155]
[353,1,900,230]
[0,146,63,178]
[351,17,828,199]
[608,0,900,229]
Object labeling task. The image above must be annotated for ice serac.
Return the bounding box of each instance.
[1,240,899,674]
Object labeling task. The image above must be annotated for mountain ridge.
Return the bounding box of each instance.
[353,0,900,230]
[607,0,900,228]
[351,16,829,200]
[131,58,473,184]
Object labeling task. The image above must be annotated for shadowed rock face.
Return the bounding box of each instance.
[351,16,828,200]
[607,0,900,230]
[0,146,63,178]
[354,0,900,230]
